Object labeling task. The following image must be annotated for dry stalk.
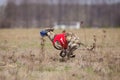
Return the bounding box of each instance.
[89,35,97,51]
[99,29,107,53]
[39,37,45,63]
[102,30,107,47]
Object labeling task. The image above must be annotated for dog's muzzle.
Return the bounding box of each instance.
[40,30,47,37]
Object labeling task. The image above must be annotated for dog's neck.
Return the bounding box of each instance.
[47,31,55,41]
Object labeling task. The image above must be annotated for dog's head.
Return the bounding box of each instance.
[40,28,55,40]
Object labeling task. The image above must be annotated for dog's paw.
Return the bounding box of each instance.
[70,55,76,58]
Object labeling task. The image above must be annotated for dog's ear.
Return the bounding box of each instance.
[45,28,54,32]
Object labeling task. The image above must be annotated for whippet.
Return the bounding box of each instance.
[40,28,93,59]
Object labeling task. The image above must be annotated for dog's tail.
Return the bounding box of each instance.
[79,42,96,51]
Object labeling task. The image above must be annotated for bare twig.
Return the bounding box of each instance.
[40,37,45,63]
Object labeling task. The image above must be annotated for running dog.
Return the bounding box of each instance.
[40,28,90,59]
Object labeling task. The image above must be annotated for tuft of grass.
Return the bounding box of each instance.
[64,65,71,71]
[84,67,95,74]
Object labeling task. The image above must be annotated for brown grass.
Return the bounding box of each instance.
[0,28,120,80]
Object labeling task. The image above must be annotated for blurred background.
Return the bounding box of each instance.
[0,0,120,28]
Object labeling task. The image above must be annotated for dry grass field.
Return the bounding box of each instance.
[0,28,120,80]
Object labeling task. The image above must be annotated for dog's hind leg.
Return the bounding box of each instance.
[67,47,76,58]
[67,43,80,59]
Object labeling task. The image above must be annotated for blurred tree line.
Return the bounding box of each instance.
[0,0,120,28]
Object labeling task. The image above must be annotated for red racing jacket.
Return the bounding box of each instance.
[52,33,68,49]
